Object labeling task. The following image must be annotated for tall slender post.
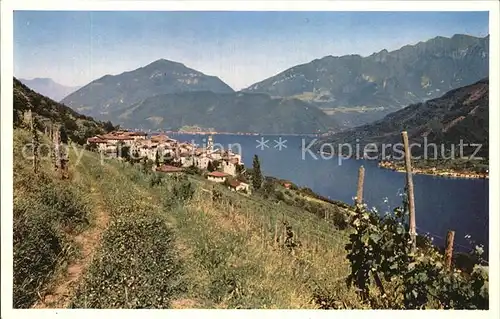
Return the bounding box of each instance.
[402,131,416,252]
[356,165,365,205]
[29,109,39,174]
[273,219,278,247]
[282,222,287,247]
[54,126,61,171]
[50,125,55,168]
[445,230,455,271]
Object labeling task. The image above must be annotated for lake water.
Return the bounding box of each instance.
[168,133,489,255]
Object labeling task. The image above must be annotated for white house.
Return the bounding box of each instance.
[228,180,250,193]
[208,149,223,160]
[181,156,196,167]
[222,158,237,176]
[87,137,108,151]
[207,171,230,183]
[196,156,211,170]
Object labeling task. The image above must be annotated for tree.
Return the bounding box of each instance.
[252,154,263,190]
[116,141,125,158]
[236,163,244,175]
[261,179,274,198]
[212,160,221,169]
[59,126,69,144]
[185,164,201,175]
[142,158,154,173]
[122,145,131,162]
[13,110,21,127]
[103,120,116,133]
[207,161,214,172]
[155,150,161,166]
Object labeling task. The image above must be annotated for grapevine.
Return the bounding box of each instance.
[345,195,488,309]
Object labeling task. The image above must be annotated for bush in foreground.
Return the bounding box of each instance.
[71,215,183,308]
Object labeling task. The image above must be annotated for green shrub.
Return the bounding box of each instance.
[295,197,306,207]
[163,180,196,209]
[212,188,223,202]
[13,199,69,308]
[185,165,201,175]
[332,211,349,230]
[71,216,183,308]
[37,179,90,231]
[173,180,195,202]
[149,172,165,187]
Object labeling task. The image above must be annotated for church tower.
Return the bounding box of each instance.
[207,135,214,152]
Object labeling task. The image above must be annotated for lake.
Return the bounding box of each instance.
[168,133,489,255]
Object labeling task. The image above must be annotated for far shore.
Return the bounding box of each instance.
[167,132,321,137]
[317,152,489,180]
[128,130,321,137]
[378,161,489,180]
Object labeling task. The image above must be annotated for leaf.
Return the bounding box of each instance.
[369,233,381,243]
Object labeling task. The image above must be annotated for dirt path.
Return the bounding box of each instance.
[32,185,109,309]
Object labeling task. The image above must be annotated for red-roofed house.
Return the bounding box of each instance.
[207,171,230,183]
[228,180,250,192]
[87,137,108,151]
[117,130,148,140]
[100,134,135,145]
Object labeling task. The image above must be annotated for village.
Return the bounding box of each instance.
[87,130,251,193]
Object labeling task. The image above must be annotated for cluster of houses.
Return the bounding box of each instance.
[87,130,250,192]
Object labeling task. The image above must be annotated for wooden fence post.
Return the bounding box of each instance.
[273,219,278,247]
[445,230,455,271]
[282,222,287,247]
[29,109,39,174]
[402,131,417,252]
[54,126,62,173]
[356,165,365,205]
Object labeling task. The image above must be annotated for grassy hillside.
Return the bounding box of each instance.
[13,128,362,309]
[13,127,488,309]
[14,77,116,144]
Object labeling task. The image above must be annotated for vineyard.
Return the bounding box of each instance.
[345,200,488,309]
[12,125,489,309]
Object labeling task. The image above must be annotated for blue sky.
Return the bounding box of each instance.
[14,11,489,90]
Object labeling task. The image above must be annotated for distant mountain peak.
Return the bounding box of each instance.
[18,77,80,102]
[62,59,234,119]
[243,33,488,128]
[146,58,187,68]
[31,77,54,82]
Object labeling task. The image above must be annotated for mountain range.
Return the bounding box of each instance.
[61,59,234,119]
[23,33,490,135]
[113,91,339,134]
[244,34,489,126]
[19,78,81,102]
[313,77,489,158]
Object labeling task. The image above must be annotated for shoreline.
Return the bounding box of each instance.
[141,131,321,137]
[318,152,489,180]
[378,161,489,180]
